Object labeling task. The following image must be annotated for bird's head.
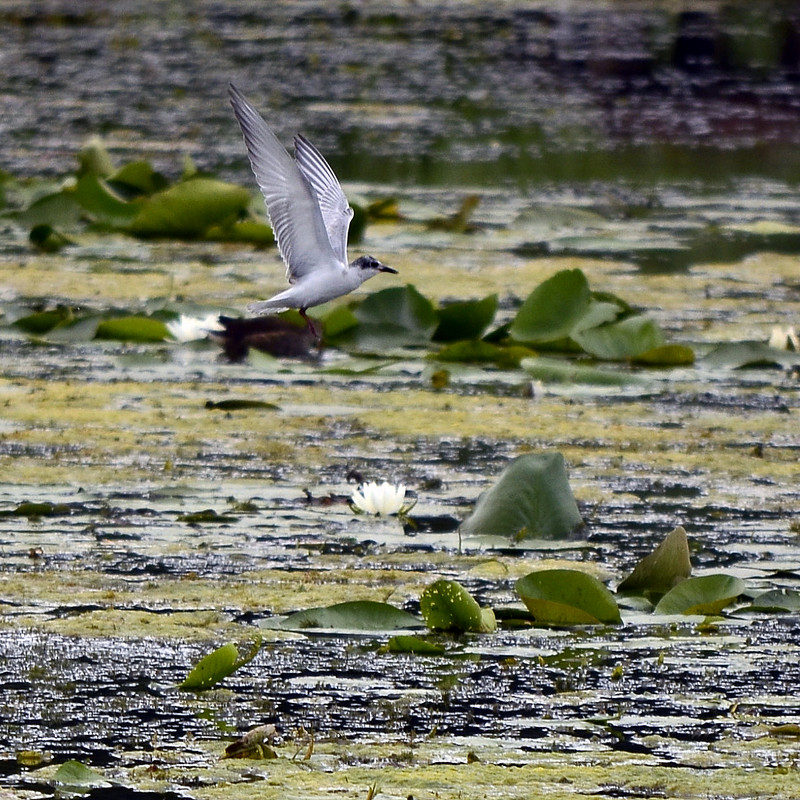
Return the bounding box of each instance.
[351,255,397,283]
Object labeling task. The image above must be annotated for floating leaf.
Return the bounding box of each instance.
[15,190,83,229]
[703,341,800,369]
[521,356,645,386]
[13,308,74,335]
[263,601,422,632]
[205,399,280,411]
[94,316,169,342]
[178,508,239,524]
[632,343,696,366]
[29,224,74,252]
[53,760,109,789]
[516,569,621,626]
[460,452,583,541]
[654,574,745,615]
[435,340,531,368]
[509,269,590,344]
[617,526,692,597]
[433,294,498,342]
[108,160,168,196]
[386,635,446,656]
[73,173,141,228]
[420,579,496,633]
[572,315,664,360]
[128,178,251,238]
[740,588,800,613]
[179,635,262,691]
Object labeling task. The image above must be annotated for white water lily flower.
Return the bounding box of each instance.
[350,481,414,516]
[768,325,799,352]
[166,313,224,342]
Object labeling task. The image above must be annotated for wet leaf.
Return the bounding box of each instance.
[263,600,423,632]
[204,219,275,245]
[109,160,168,196]
[386,635,447,656]
[632,343,696,366]
[13,308,74,335]
[740,588,800,613]
[516,569,622,626]
[572,315,665,360]
[509,268,591,344]
[29,224,74,252]
[654,574,745,615]
[78,137,115,177]
[94,316,170,342]
[433,294,498,342]
[178,508,240,523]
[420,579,496,633]
[617,526,692,596]
[435,340,531,368]
[521,356,645,386]
[179,635,262,691]
[704,341,800,369]
[128,177,251,238]
[15,190,83,229]
[53,759,109,789]
[460,452,584,541]
[73,173,142,228]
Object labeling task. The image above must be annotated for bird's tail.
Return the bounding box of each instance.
[247,300,289,316]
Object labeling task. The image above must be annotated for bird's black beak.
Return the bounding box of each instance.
[379,265,398,274]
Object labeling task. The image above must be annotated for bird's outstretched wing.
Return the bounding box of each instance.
[293,134,354,267]
[228,83,339,282]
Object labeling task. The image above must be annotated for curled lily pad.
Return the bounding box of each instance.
[572,314,665,360]
[53,760,109,790]
[180,635,262,691]
[516,569,621,626]
[509,268,590,344]
[94,316,170,342]
[420,579,496,633]
[654,574,745,616]
[386,635,446,656]
[617,526,692,597]
[433,294,498,342]
[460,452,583,542]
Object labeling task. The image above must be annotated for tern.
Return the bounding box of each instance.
[228,83,397,339]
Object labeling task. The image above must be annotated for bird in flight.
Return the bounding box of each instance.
[228,83,397,340]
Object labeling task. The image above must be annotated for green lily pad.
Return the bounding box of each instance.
[53,760,109,789]
[263,600,423,632]
[740,588,800,613]
[420,579,496,633]
[205,399,280,411]
[617,526,692,596]
[521,356,646,386]
[179,635,262,691]
[74,173,141,228]
[94,316,170,342]
[15,189,84,229]
[128,177,251,238]
[460,452,584,541]
[386,635,447,656]
[654,574,745,615]
[703,341,800,369]
[572,315,665,360]
[435,340,531,368]
[516,569,621,625]
[433,294,498,342]
[509,268,591,344]
[14,308,74,335]
[632,343,696,366]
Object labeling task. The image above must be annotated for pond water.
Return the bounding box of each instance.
[1,2,800,798]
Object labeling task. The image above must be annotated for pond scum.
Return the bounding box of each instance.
[1,140,800,798]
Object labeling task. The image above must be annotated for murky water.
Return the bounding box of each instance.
[2,2,800,798]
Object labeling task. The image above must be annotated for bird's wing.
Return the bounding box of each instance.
[293,134,353,267]
[228,84,339,282]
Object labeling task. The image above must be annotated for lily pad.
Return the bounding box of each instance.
[739,588,800,613]
[703,341,800,369]
[460,452,584,541]
[509,268,591,344]
[617,526,692,596]
[128,178,251,238]
[632,343,696,366]
[179,635,262,691]
[74,172,141,228]
[572,315,665,360]
[386,635,447,656]
[420,579,496,633]
[263,601,423,632]
[433,294,498,342]
[521,356,646,386]
[94,316,170,342]
[53,760,109,790]
[435,340,531,368]
[654,574,745,615]
[516,569,621,625]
